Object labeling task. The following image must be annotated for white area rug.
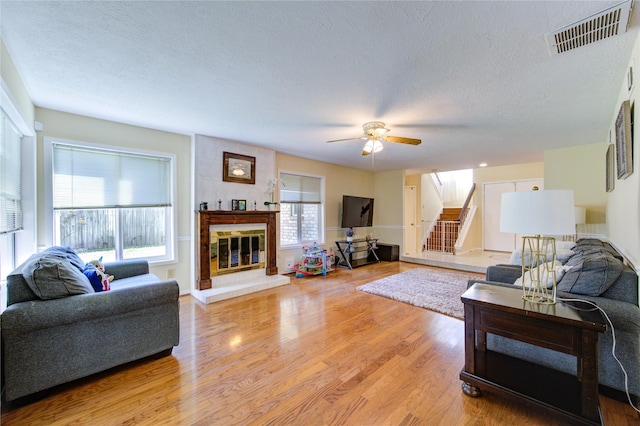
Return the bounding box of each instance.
[356,268,482,319]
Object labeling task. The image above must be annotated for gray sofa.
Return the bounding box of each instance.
[468,239,640,402]
[1,246,180,402]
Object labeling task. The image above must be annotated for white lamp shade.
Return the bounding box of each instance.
[500,189,576,236]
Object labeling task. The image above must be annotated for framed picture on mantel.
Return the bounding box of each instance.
[223,152,255,184]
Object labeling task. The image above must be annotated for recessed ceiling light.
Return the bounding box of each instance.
[479,162,488,167]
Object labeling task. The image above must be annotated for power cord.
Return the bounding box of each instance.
[557,296,640,414]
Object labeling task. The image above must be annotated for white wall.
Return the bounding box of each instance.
[374,170,405,249]
[544,143,607,238]
[193,135,277,211]
[606,31,640,267]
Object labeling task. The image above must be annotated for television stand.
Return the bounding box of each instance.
[335,239,380,269]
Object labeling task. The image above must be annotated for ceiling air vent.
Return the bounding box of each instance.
[545,0,632,56]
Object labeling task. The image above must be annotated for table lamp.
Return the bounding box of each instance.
[500,188,575,304]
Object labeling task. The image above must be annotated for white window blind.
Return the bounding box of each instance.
[280,173,322,203]
[0,109,23,234]
[52,143,172,209]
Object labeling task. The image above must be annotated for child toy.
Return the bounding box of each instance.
[83,256,114,292]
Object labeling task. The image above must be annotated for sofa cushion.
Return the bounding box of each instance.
[514,261,566,288]
[574,239,624,260]
[22,255,94,300]
[557,250,623,296]
[110,273,162,291]
[509,247,574,266]
[575,238,604,247]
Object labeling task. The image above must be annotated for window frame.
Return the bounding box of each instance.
[44,137,177,265]
[278,170,325,248]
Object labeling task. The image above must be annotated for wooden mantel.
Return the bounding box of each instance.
[197,210,279,290]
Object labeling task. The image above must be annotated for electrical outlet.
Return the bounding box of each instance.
[285,258,294,273]
[167,268,175,279]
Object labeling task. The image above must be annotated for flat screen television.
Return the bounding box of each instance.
[341,195,374,228]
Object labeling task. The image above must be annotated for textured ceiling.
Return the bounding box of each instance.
[1,1,638,173]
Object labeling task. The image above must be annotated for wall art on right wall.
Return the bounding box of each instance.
[615,100,634,179]
[606,143,615,192]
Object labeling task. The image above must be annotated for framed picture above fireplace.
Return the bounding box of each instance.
[223,151,255,184]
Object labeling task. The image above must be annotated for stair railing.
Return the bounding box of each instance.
[425,220,458,253]
[457,183,476,227]
[421,219,438,251]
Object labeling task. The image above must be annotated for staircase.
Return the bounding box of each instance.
[424,208,462,253]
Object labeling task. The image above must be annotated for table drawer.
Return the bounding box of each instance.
[477,308,578,354]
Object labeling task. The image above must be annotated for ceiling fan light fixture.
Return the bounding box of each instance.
[362,121,389,137]
[363,138,383,154]
[328,121,420,157]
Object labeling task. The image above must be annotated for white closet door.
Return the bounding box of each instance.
[513,180,544,245]
[483,179,544,252]
[484,182,516,252]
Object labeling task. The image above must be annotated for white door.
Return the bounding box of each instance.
[484,182,515,252]
[483,179,543,252]
[514,180,544,245]
[404,186,417,254]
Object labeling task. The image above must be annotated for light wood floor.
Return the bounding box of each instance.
[2,262,639,425]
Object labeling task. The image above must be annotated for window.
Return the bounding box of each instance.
[50,141,175,263]
[279,172,324,246]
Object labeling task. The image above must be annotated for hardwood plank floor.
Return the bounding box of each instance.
[2,262,639,425]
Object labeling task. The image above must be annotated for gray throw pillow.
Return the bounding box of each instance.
[41,245,86,271]
[22,255,94,300]
[557,251,623,296]
[575,238,604,247]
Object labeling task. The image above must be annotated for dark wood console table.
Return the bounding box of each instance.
[460,283,606,425]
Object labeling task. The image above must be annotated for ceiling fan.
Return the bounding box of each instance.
[326,121,421,156]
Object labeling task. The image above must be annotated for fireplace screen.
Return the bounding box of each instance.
[209,229,265,276]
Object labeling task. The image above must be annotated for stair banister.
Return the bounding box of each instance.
[457,183,476,225]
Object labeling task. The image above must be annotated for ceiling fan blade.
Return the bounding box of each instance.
[384,135,422,145]
[326,136,366,143]
[361,149,372,156]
